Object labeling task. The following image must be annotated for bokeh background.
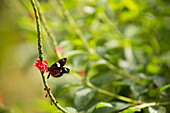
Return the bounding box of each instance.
[0,0,79,112]
[0,0,170,113]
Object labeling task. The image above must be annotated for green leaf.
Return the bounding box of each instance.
[108,0,140,22]
[146,63,161,74]
[122,108,140,113]
[86,105,96,113]
[123,79,148,97]
[55,84,80,97]
[90,59,107,68]
[65,50,87,58]
[148,106,166,113]
[122,79,134,86]
[95,102,130,113]
[95,102,114,113]
[124,25,140,38]
[63,0,78,10]
[111,102,130,111]
[65,107,78,113]
[104,39,121,49]
[130,85,148,97]
[160,51,170,64]
[96,102,113,109]
[96,107,114,113]
[74,87,97,111]
[85,59,107,76]
[72,55,88,71]
[91,74,122,87]
[152,76,168,88]
[96,46,107,57]
[70,39,83,46]
[157,84,170,96]
[88,54,99,60]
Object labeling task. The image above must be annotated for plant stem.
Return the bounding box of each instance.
[70,71,83,81]
[98,11,123,38]
[41,71,68,113]
[106,62,144,85]
[55,0,144,104]
[71,60,141,104]
[31,0,68,112]
[98,88,141,104]
[97,12,145,85]
[34,0,62,59]
[129,102,170,109]
[56,0,94,54]
[55,0,144,85]
[31,0,43,63]
[86,78,142,104]
[31,0,82,83]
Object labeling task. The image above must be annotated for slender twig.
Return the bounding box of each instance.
[31,0,169,110]
[86,78,170,106]
[56,0,145,103]
[70,70,83,81]
[55,0,144,85]
[56,0,144,103]
[98,88,141,104]
[41,71,68,112]
[34,0,62,59]
[85,77,142,104]
[149,36,160,54]
[129,102,170,109]
[31,0,43,63]
[98,11,123,38]
[56,0,94,54]
[32,0,152,106]
[31,0,68,112]
[32,0,84,82]
[106,62,143,85]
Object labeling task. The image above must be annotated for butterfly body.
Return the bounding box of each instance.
[47,58,70,79]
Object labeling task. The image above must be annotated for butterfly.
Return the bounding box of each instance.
[47,58,70,79]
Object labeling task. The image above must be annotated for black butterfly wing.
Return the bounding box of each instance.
[52,73,63,78]
[48,58,68,79]
[57,58,67,67]
[49,65,61,76]
[52,67,70,78]
[61,67,70,74]
[49,58,67,76]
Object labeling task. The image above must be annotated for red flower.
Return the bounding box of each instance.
[80,70,85,78]
[56,46,62,55]
[34,59,48,72]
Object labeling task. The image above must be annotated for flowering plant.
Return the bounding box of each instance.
[34,59,48,72]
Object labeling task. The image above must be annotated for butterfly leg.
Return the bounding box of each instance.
[47,72,51,79]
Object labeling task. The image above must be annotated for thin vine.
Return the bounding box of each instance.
[54,0,170,108]
[35,0,143,104]
[34,0,62,59]
[56,0,144,85]
[31,0,170,110]
[30,0,68,112]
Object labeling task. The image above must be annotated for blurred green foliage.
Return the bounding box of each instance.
[0,0,170,113]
